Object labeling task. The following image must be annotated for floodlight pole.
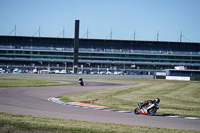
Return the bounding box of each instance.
[63,27,65,38]
[87,28,89,39]
[157,31,159,41]
[180,31,182,42]
[110,29,112,40]
[134,30,136,41]
[15,25,16,36]
[39,26,41,37]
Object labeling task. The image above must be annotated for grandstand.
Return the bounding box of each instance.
[0,35,200,74]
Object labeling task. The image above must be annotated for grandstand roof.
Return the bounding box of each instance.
[1,35,200,44]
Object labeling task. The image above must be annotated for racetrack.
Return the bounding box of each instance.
[0,78,199,131]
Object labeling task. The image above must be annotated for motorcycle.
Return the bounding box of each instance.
[134,101,159,116]
[79,80,84,86]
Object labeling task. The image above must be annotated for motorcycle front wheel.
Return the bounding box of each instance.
[147,107,157,116]
[134,108,139,114]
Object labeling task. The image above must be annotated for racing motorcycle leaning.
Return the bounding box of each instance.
[79,77,84,86]
[134,99,160,116]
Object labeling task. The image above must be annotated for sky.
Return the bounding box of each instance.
[0,0,200,42]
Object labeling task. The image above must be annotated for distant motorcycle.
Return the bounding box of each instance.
[134,101,159,116]
[79,77,84,86]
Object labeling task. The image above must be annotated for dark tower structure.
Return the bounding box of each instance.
[73,20,80,74]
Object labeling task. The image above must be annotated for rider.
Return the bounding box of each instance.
[140,98,160,109]
[79,77,83,82]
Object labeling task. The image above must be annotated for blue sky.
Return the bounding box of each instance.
[0,0,200,42]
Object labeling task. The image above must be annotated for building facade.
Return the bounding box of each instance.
[0,36,200,74]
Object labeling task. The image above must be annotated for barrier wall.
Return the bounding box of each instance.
[166,76,190,81]
[155,75,200,81]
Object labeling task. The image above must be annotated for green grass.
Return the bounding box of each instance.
[0,78,77,87]
[60,79,200,118]
[0,112,199,133]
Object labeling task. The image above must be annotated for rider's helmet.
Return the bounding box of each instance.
[79,77,82,79]
[155,98,160,103]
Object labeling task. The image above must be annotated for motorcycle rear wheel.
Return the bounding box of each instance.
[147,107,157,115]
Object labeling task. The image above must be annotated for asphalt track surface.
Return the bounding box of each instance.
[0,78,199,131]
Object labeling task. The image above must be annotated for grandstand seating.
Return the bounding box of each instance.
[1,43,199,55]
[1,37,199,55]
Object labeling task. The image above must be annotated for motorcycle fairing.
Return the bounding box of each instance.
[138,109,147,114]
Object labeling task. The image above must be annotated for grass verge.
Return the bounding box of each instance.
[0,112,199,133]
[0,78,77,87]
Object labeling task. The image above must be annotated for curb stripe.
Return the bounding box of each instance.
[48,97,200,120]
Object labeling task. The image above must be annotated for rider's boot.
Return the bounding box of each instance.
[140,102,143,109]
